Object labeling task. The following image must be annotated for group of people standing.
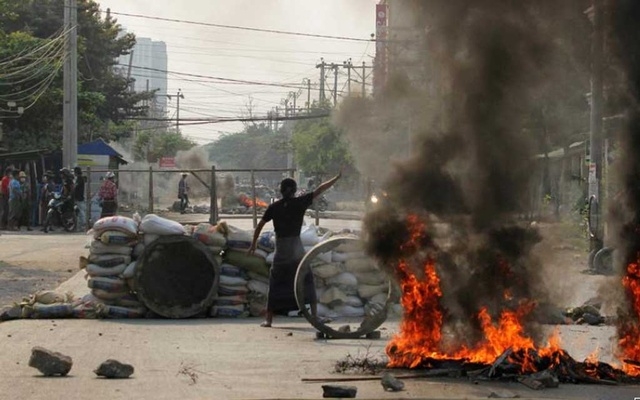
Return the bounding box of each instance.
[0,165,118,232]
[0,167,32,231]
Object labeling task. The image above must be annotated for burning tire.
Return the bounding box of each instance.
[294,236,392,339]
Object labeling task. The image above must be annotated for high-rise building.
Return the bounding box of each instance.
[120,37,168,114]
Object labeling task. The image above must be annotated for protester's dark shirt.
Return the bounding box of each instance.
[74,177,85,201]
[262,193,313,238]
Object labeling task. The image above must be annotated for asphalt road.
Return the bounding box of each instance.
[0,218,638,398]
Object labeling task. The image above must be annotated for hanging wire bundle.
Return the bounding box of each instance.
[0,27,71,118]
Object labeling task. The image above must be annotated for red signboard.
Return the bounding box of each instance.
[159,157,176,168]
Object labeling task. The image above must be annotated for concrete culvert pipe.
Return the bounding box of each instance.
[135,236,220,318]
[295,236,391,339]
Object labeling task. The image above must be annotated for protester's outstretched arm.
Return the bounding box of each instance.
[248,219,266,255]
[313,171,342,199]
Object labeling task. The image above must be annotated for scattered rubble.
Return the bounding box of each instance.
[380,372,404,392]
[321,384,357,398]
[94,359,134,379]
[28,347,72,376]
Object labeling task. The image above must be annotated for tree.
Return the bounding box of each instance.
[291,113,352,178]
[207,123,288,170]
[0,0,154,153]
[133,130,196,163]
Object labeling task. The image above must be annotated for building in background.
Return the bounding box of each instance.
[119,37,168,114]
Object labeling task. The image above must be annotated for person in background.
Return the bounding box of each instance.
[39,171,55,227]
[17,171,32,231]
[7,170,21,231]
[98,171,118,218]
[0,167,13,229]
[248,171,342,328]
[178,172,190,214]
[73,167,86,231]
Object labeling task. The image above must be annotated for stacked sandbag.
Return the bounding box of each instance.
[81,216,146,318]
[209,263,250,318]
[310,240,392,319]
[192,222,227,255]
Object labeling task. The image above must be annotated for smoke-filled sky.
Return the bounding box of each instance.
[96,0,378,145]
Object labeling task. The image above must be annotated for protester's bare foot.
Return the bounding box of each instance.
[260,321,272,328]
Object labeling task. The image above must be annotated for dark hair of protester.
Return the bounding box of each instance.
[280,178,297,199]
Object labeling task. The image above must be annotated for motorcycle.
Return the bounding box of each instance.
[43,192,78,233]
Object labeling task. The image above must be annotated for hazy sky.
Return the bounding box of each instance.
[96,0,379,144]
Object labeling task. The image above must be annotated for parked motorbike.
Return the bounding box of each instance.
[43,193,78,233]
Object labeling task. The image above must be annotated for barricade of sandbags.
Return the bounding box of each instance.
[80,215,146,317]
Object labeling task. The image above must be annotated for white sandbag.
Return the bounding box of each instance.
[353,270,387,286]
[219,275,248,286]
[220,263,244,277]
[316,304,339,318]
[257,230,276,252]
[369,292,388,305]
[312,263,344,279]
[89,240,133,256]
[252,248,268,259]
[226,224,253,250]
[122,261,137,279]
[29,290,74,305]
[92,216,138,236]
[97,304,146,319]
[210,304,247,318]
[344,296,364,308]
[247,279,269,296]
[86,263,127,277]
[358,284,388,299]
[344,258,378,273]
[139,214,186,236]
[192,223,228,247]
[91,289,129,301]
[132,242,145,259]
[304,246,332,263]
[99,230,138,246]
[214,295,248,306]
[331,252,349,262]
[88,276,128,292]
[114,293,143,308]
[87,254,131,267]
[300,225,320,246]
[143,234,160,246]
[266,252,275,264]
[333,304,365,318]
[319,286,348,307]
[218,284,249,296]
[334,241,364,253]
[327,272,358,288]
[247,271,269,284]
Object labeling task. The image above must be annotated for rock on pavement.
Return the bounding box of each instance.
[94,359,134,379]
[28,347,73,376]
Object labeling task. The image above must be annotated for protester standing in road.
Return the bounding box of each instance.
[178,172,190,214]
[98,171,118,218]
[0,167,13,229]
[73,167,86,231]
[7,170,21,231]
[248,171,342,327]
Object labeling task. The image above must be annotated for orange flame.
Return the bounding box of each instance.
[619,256,640,376]
[386,214,563,371]
[238,193,268,208]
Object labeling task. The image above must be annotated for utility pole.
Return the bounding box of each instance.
[306,79,311,111]
[63,0,78,168]
[317,59,326,104]
[176,89,184,134]
[588,0,605,250]
[332,63,338,107]
[362,61,366,97]
[344,59,352,95]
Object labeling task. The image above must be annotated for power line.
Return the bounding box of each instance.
[106,11,373,43]
[121,64,318,91]
[125,113,330,125]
